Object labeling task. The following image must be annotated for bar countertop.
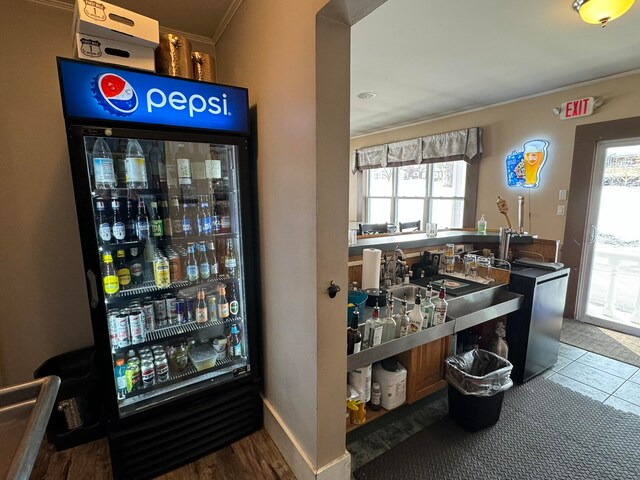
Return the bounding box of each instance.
[348,231,536,256]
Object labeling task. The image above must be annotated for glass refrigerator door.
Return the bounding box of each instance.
[85,135,250,418]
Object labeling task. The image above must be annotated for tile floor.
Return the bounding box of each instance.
[347,342,640,475]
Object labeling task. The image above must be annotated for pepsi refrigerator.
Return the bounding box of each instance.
[57,58,262,479]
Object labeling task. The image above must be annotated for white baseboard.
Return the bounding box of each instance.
[263,398,351,480]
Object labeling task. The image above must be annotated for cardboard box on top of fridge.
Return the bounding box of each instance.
[75,33,155,71]
[74,0,159,48]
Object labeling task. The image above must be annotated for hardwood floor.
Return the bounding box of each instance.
[30,429,296,480]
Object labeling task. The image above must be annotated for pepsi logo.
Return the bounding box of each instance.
[93,73,138,116]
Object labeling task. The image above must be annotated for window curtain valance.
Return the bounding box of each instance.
[353,127,483,173]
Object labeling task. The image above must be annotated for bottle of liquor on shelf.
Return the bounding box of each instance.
[182,198,193,237]
[347,308,362,355]
[96,199,112,245]
[207,240,219,276]
[129,247,144,285]
[175,143,192,193]
[229,324,242,359]
[150,199,164,238]
[115,249,131,290]
[433,287,448,325]
[394,294,410,338]
[92,138,116,190]
[218,286,230,319]
[195,288,208,323]
[381,294,396,343]
[224,238,237,277]
[229,284,239,316]
[186,242,199,282]
[421,285,435,328]
[169,195,183,239]
[111,198,126,243]
[408,291,423,333]
[135,198,150,241]
[102,251,120,297]
[124,198,137,242]
[125,139,148,189]
[205,147,223,193]
[366,301,383,348]
[197,241,211,280]
[148,140,165,190]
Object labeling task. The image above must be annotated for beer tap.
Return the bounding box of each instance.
[496,196,518,261]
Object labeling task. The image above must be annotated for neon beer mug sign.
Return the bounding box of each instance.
[506,139,549,188]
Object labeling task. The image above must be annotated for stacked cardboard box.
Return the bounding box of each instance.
[73,0,159,71]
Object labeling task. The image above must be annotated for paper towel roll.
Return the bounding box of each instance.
[361,248,382,291]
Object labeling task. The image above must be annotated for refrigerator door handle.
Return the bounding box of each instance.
[86,270,99,308]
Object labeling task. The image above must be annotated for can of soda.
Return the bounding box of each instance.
[154,298,167,328]
[116,314,130,348]
[175,298,185,324]
[107,310,119,352]
[164,294,177,324]
[126,357,141,392]
[128,310,145,344]
[155,354,169,382]
[142,301,156,332]
[141,358,156,388]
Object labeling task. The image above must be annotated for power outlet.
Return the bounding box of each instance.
[557,205,566,216]
[559,189,568,201]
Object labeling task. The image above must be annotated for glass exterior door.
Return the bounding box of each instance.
[85,135,250,417]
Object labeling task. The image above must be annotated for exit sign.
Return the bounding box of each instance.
[558,97,596,120]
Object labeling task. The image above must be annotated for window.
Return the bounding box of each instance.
[364,161,467,228]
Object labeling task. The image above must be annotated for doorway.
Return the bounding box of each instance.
[578,139,640,336]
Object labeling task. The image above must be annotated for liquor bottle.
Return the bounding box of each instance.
[205,147,222,193]
[150,199,164,238]
[224,238,237,277]
[195,288,208,323]
[229,324,242,359]
[175,143,192,192]
[433,287,448,325]
[218,286,230,319]
[92,138,116,190]
[366,301,383,348]
[125,139,148,189]
[408,291,423,333]
[381,295,396,343]
[170,195,183,238]
[148,140,164,189]
[220,201,231,233]
[229,284,239,316]
[207,240,219,276]
[102,251,120,297]
[160,199,172,238]
[197,241,211,280]
[111,198,126,243]
[186,242,199,282]
[421,285,435,329]
[115,249,131,290]
[96,199,112,245]
[347,308,362,355]
[124,198,137,241]
[182,199,193,237]
[394,295,410,338]
[135,198,150,241]
[129,247,144,285]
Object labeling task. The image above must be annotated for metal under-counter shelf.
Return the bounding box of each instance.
[0,376,61,480]
[347,284,523,371]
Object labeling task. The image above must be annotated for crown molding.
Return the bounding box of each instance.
[212,0,243,45]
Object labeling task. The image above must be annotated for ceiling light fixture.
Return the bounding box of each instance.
[572,0,635,27]
[357,92,377,100]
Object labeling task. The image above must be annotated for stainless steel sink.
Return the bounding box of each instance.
[446,285,523,331]
[387,284,423,305]
[0,376,60,480]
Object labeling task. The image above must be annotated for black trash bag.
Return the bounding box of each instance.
[445,349,513,397]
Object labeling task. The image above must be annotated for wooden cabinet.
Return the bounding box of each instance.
[396,336,451,404]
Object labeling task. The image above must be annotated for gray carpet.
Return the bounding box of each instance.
[354,376,640,480]
[561,318,640,368]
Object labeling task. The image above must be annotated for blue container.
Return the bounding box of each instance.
[347,291,368,324]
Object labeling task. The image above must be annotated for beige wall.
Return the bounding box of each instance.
[350,73,640,242]
[0,1,212,385]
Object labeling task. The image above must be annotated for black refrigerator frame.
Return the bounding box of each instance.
[59,59,262,479]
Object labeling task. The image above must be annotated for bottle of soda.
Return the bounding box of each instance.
[125,139,148,189]
[96,199,112,245]
[136,198,150,241]
[111,198,126,243]
[93,138,116,190]
[115,249,131,290]
[102,252,120,297]
[114,358,128,400]
[229,324,242,359]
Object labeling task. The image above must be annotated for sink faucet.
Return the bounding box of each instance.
[380,248,407,287]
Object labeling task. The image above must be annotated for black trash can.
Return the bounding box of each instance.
[445,349,513,432]
[34,346,106,450]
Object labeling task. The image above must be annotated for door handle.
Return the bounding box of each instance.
[86,270,99,308]
[589,225,597,244]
